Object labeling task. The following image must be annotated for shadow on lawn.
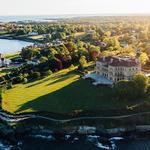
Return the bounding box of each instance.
[26,72,72,88]
[46,73,75,86]
[15,79,112,114]
[15,79,83,113]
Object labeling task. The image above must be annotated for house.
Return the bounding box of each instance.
[95,56,141,82]
[52,39,63,46]
[120,41,129,48]
[28,31,38,36]
[0,54,11,67]
[86,30,95,35]
[27,59,40,65]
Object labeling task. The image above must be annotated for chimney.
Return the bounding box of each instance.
[103,57,105,61]
[110,58,113,63]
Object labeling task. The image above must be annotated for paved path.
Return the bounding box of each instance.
[1,110,150,123]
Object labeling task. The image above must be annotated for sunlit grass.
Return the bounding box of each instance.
[28,35,44,40]
[3,67,149,114]
[3,69,80,113]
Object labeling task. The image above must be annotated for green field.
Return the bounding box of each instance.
[2,68,124,114]
[3,68,149,115]
[28,35,44,40]
[5,53,20,59]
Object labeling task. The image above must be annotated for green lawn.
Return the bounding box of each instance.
[28,35,44,40]
[2,68,121,114]
[3,68,149,115]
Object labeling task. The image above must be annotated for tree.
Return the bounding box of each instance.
[64,42,77,52]
[133,73,149,98]
[39,56,48,63]
[60,32,66,40]
[114,74,149,100]
[79,56,87,68]
[139,52,149,66]
[21,47,40,60]
[114,80,137,100]
[44,34,51,42]
[89,45,100,61]
[16,28,27,35]
[31,72,41,79]
[104,31,111,37]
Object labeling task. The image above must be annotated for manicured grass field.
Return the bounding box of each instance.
[28,35,44,40]
[2,68,140,114]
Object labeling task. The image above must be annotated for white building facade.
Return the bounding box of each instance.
[95,56,141,82]
[0,54,11,67]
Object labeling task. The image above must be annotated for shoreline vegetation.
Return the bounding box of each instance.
[0,34,42,44]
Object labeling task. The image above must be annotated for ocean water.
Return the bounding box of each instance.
[0,15,59,22]
[0,39,33,54]
[1,134,150,150]
[0,15,89,23]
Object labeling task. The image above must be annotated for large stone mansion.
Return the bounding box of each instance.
[95,56,141,82]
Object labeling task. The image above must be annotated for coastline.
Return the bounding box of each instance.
[0,35,42,44]
[1,109,150,149]
[1,109,150,140]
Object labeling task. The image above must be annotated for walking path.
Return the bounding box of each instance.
[0,110,150,123]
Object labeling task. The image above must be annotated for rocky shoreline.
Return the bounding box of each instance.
[1,109,150,149]
[1,119,150,148]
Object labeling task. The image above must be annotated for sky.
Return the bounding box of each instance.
[0,0,150,16]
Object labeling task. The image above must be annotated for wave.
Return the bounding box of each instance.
[29,134,55,141]
[19,134,124,150]
[87,135,124,149]
[0,142,14,150]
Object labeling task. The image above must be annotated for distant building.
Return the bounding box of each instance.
[28,31,38,36]
[86,30,95,34]
[95,56,141,82]
[52,39,63,46]
[120,41,129,48]
[0,53,11,67]
[27,59,40,65]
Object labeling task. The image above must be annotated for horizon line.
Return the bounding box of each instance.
[1,13,150,17]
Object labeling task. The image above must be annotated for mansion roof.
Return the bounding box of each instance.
[98,56,140,67]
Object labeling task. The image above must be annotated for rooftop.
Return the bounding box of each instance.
[98,56,140,67]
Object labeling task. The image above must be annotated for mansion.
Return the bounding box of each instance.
[95,56,141,82]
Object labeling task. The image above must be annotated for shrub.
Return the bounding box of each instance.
[7,82,13,89]
[23,78,28,84]
[42,70,52,77]
[12,75,24,84]
[31,72,41,79]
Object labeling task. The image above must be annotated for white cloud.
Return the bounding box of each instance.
[0,0,149,15]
